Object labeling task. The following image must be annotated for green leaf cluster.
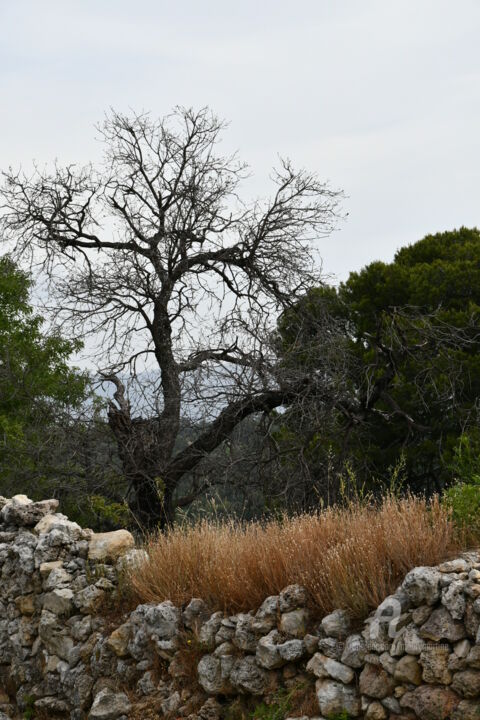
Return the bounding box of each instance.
[0,255,89,490]
[0,256,88,440]
[276,227,480,497]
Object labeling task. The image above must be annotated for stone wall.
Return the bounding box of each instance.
[0,494,479,720]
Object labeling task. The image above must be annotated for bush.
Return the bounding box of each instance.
[443,433,480,538]
[443,483,480,536]
[128,494,464,619]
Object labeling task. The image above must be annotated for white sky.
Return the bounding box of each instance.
[1,0,480,282]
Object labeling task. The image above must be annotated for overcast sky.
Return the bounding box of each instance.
[1,0,480,282]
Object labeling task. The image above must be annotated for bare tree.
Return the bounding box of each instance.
[0,107,341,528]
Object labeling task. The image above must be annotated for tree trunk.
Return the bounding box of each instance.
[129,471,175,531]
[107,401,175,531]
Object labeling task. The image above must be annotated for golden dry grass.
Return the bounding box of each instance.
[128,494,467,619]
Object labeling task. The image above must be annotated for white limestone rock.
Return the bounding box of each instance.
[88,688,131,720]
[182,598,211,630]
[1,496,59,526]
[43,588,74,616]
[278,585,308,612]
[442,580,466,620]
[402,567,443,606]
[316,678,361,717]
[88,530,134,563]
[34,513,82,539]
[254,595,279,633]
[307,652,355,684]
[197,654,234,695]
[279,608,309,638]
[321,609,351,639]
[230,655,270,695]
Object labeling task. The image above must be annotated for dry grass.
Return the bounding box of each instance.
[286,680,319,718]
[128,494,468,619]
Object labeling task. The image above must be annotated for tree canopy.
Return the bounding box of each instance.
[0,255,88,490]
[275,227,480,500]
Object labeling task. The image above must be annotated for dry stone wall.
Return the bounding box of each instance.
[0,494,479,720]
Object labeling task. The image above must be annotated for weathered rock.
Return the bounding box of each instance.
[213,641,236,657]
[451,669,480,698]
[230,656,270,695]
[183,598,211,630]
[62,664,94,709]
[1,496,58,526]
[215,617,236,644]
[197,697,223,720]
[360,663,396,699]
[452,699,480,719]
[455,638,471,658]
[465,600,480,639]
[438,559,469,573]
[38,609,74,659]
[279,608,309,638]
[34,513,82,539]
[39,559,63,578]
[419,646,452,684]
[74,585,106,614]
[107,623,131,657]
[320,609,351,638]
[403,567,443,606]
[254,595,279,633]
[136,670,156,695]
[394,654,423,685]
[88,688,131,719]
[161,691,181,715]
[381,696,402,714]
[278,585,308,612]
[465,583,480,600]
[278,639,305,663]
[403,624,426,655]
[420,607,466,643]
[466,644,480,668]
[116,547,147,572]
[43,566,73,590]
[306,652,354,683]
[14,594,35,615]
[315,678,361,717]
[377,651,397,675]
[68,613,92,642]
[199,611,223,646]
[318,636,343,660]
[341,633,366,668]
[197,654,234,694]
[449,653,468,672]
[35,696,70,713]
[43,588,74,616]
[412,604,433,625]
[88,530,134,562]
[233,613,258,651]
[365,700,387,720]
[303,633,319,654]
[256,630,284,669]
[400,686,461,719]
[442,580,466,620]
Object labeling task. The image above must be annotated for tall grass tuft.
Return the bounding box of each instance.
[128,494,467,619]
